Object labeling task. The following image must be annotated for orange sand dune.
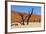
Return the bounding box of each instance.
[11,11,41,23]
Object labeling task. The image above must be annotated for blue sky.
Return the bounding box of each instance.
[11,5,41,15]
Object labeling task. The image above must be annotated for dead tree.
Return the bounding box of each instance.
[27,8,33,25]
[19,13,27,25]
[19,13,24,25]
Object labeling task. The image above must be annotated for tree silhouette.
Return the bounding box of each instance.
[27,8,33,25]
[19,13,24,25]
[19,8,34,25]
[19,13,27,25]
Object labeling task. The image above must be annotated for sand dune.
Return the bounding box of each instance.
[11,11,41,23]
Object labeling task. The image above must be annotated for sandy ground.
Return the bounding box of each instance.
[11,22,41,28]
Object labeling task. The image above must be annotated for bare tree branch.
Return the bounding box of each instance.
[19,13,25,25]
[27,8,33,25]
[19,13,28,25]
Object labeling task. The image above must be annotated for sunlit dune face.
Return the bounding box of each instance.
[11,11,41,23]
[11,12,22,23]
